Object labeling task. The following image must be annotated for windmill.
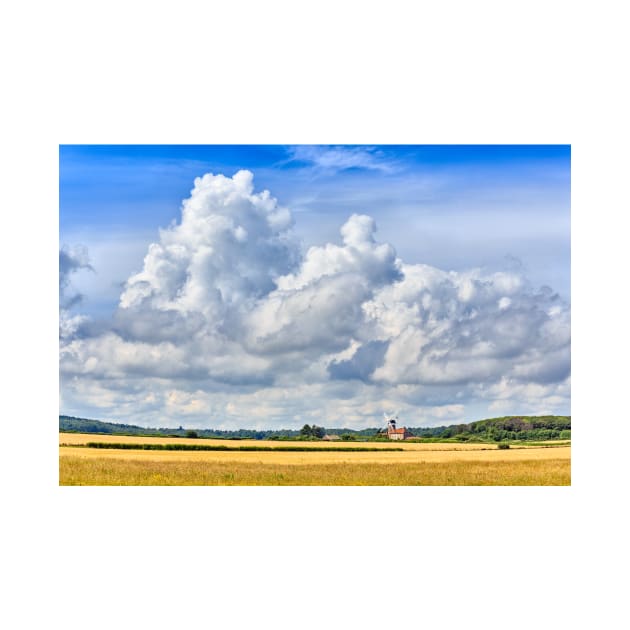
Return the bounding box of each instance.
[383,412,399,434]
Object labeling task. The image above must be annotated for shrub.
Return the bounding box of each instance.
[497,443,510,450]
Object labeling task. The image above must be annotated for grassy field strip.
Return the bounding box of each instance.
[59,445,571,465]
[58,433,571,485]
[59,432,568,451]
[59,456,571,486]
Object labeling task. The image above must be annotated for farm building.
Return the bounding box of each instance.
[322,434,342,441]
[386,416,412,440]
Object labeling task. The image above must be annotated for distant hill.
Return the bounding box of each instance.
[60,415,156,435]
[60,414,570,442]
[59,415,301,440]
[423,415,571,442]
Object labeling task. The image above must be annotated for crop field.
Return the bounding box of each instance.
[59,432,570,485]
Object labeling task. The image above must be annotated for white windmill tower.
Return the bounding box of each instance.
[383,412,399,435]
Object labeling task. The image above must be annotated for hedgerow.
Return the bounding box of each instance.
[85,442,404,452]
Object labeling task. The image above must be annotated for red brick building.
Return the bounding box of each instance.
[386,416,412,440]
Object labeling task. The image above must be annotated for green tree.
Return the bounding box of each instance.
[311,425,325,439]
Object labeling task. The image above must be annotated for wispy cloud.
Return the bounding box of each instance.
[285,145,398,174]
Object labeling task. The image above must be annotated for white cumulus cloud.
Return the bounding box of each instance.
[60,170,570,428]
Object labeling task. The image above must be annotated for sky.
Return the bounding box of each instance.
[59,145,570,429]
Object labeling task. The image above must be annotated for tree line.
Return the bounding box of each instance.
[60,414,570,442]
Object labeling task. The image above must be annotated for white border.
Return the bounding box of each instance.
[5,2,628,629]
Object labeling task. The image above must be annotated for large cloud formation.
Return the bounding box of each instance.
[60,171,570,427]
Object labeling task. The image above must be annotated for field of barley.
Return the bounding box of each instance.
[59,432,570,485]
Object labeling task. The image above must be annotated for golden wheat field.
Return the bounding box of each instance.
[59,432,571,485]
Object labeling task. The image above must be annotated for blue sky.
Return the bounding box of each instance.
[59,145,570,428]
[61,145,569,235]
